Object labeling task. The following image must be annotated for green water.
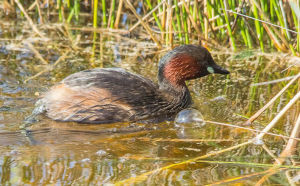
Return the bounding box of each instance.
[0,20,299,185]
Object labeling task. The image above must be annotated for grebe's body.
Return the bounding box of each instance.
[35,45,229,124]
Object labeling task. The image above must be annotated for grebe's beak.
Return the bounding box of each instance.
[207,65,230,75]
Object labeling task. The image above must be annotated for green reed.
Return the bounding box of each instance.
[221,0,236,51]
[108,0,116,28]
[74,0,79,21]
[248,67,260,114]
[93,0,99,28]
[181,1,189,44]
[91,0,99,67]
[174,0,183,43]
[102,0,107,27]
[57,0,63,22]
[145,0,163,32]
[67,6,75,23]
[10,0,300,55]
[252,3,264,52]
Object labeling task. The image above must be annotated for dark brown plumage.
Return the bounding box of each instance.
[34,45,229,124]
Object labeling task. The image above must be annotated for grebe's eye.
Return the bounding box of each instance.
[207,67,214,74]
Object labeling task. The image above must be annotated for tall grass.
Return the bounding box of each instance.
[6,0,300,54]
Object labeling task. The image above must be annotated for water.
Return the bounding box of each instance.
[0,21,299,185]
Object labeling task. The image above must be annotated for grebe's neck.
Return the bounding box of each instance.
[157,52,194,109]
[158,78,192,111]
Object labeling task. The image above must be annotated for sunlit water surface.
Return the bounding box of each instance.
[0,21,299,185]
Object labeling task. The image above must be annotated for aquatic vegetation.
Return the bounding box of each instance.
[1,0,300,54]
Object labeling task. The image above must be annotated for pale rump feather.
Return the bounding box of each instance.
[42,83,135,123]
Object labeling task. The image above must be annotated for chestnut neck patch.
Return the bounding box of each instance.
[163,54,202,87]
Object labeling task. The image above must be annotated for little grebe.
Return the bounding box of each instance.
[35,45,229,124]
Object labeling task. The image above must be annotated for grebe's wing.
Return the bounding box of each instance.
[41,68,168,124]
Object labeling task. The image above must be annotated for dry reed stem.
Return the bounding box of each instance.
[147,28,185,34]
[203,14,218,39]
[145,2,186,22]
[230,0,246,33]
[35,0,43,24]
[69,26,129,34]
[285,170,296,186]
[24,50,70,83]
[204,0,208,39]
[14,0,45,38]
[161,2,166,33]
[25,67,50,83]
[256,114,300,185]
[255,90,300,140]
[166,0,172,46]
[205,120,300,141]
[181,0,218,46]
[25,41,48,65]
[27,0,37,11]
[114,0,123,28]
[279,113,300,160]
[262,144,281,164]
[251,75,299,86]
[125,0,161,48]
[264,24,290,52]
[129,0,165,32]
[244,73,300,125]
[262,23,287,52]
[181,0,201,38]
[107,0,114,28]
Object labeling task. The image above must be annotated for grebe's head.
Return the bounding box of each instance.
[158,45,229,87]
